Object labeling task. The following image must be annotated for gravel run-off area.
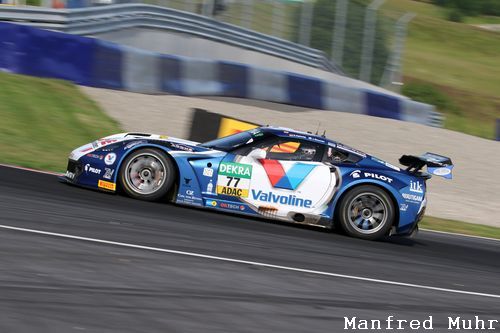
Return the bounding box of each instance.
[81,86,500,227]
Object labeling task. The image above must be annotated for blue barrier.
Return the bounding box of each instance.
[0,22,97,86]
[366,91,401,121]
[287,74,323,110]
[218,61,248,98]
[160,55,183,95]
[92,40,124,89]
[0,21,441,127]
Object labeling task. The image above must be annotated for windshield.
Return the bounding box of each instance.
[199,131,255,151]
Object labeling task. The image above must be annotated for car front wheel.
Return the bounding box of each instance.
[119,148,175,201]
[337,185,395,240]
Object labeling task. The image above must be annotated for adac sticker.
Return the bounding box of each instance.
[216,162,252,198]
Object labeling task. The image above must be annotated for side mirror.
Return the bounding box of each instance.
[247,148,267,160]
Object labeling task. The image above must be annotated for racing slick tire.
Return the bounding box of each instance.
[119,148,175,201]
[337,185,395,240]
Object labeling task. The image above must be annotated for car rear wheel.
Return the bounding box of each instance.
[337,185,395,240]
[119,148,175,201]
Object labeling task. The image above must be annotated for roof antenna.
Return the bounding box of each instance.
[322,130,326,137]
[315,122,321,135]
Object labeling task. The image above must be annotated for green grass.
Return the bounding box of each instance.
[465,15,500,24]
[421,216,500,240]
[380,0,500,139]
[0,72,122,172]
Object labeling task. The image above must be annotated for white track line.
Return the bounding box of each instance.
[421,228,500,242]
[1,224,499,300]
[0,163,62,176]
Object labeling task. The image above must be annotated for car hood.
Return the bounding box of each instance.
[69,133,201,161]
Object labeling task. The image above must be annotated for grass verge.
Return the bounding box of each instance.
[380,0,500,139]
[421,216,500,240]
[0,72,122,172]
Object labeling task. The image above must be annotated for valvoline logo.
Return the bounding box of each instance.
[259,160,316,190]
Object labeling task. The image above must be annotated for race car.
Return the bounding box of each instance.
[61,127,453,240]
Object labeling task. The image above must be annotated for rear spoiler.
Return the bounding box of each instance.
[399,152,454,179]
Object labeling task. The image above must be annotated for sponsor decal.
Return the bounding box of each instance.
[170,142,193,152]
[124,140,146,150]
[287,133,307,139]
[209,200,217,207]
[159,135,168,139]
[216,162,252,197]
[184,178,192,185]
[400,203,409,212]
[220,202,245,211]
[402,193,423,202]
[186,190,194,196]
[98,139,118,146]
[219,162,252,178]
[84,164,101,175]
[65,171,75,180]
[336,143,366,157]
[410,181,423,193]
[307,136,325,143]
[259,160,316,190]
[206,179,213,193]
[350,170,393,183]
[104,153,117,166]
[217,186,248,197]
[350,170,361,179]
[98,180,116,191]
[428,166,453,179]
[203,167,214,177]
[371,157,400,171]
[251,189,312,208]
[103,168,114,180]
[86,153,103,160]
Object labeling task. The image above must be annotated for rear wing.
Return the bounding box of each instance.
[399,152,454,179]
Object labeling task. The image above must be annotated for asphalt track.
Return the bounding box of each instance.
[0,165,499,332]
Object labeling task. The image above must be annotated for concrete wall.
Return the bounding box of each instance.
[92,27,404,98]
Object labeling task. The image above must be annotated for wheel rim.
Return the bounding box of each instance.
[124,153,166,195]
[347,192,388,234]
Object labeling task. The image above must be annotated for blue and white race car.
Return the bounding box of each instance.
[62,127,453,240]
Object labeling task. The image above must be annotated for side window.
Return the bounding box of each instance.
[323,146,362,164]
[236,136,324,162]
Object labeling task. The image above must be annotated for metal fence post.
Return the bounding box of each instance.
[272,0,284,39]
[496,119,500,141]
[298,0,314,46]
[202,0,214,17]
[185,1,196,13]
[380,12,416,92]
[241,0,254,29]
[331,0,348,66]
[359,0,385,83]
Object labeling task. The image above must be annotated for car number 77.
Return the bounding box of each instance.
[226,177,241,187]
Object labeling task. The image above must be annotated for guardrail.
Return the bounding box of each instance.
[0,4,342,74]
[0,21,442,127]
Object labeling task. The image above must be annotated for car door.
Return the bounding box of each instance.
[217,136,340,220]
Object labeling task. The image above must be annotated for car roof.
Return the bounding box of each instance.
[256,126,368,158]
[257,126,335,145]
